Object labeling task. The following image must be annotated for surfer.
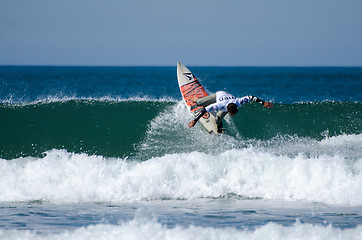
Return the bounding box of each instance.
[188,91,273,128]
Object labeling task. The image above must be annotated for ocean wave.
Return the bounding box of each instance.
[0,100,361,160]
[1,137,361,205]
[0,217,361,240]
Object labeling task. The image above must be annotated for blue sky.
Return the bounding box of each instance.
[1,0,362,66]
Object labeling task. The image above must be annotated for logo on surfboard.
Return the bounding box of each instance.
[183,73,195,81]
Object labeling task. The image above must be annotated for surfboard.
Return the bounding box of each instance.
[177,61,220,134]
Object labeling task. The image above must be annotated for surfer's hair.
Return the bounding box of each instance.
[227,103,238,114]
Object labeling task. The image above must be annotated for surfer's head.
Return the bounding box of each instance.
[227,103,238,116]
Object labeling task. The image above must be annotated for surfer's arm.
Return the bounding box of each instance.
[238,96,273,108]
[250,96,274,108]
[188,108,207,128]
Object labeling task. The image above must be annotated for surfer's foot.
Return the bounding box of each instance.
[188,120,196,128]
[191,97,199,103]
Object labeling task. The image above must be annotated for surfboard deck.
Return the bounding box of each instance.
[177,61,220,134]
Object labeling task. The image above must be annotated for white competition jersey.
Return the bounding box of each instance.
[205,91,252,112]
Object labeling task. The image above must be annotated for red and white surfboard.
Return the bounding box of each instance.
[177,61,219,134]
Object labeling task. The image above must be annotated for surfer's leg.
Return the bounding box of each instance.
[215,111,228,125]
[215,111,227,133]
[196,94,216,106]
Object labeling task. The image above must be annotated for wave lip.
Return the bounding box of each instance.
[0,95,178,106]
[1,143,361,205]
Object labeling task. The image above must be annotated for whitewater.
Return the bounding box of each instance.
[0,66,361,239]
[1,136,361,204]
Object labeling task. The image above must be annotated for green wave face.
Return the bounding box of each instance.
[231,102,361,139]
[0,100,170,159]
[0,100,361,160]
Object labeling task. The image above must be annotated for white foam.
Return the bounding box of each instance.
[0,95,178,106]
[254,133,362,162]
[0,218,361,240]
[1,137,361,205]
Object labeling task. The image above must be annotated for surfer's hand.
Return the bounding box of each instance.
[263,102,274,108]
[188,120,196,128]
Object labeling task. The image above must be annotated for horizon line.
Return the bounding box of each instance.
[1,64,362,68]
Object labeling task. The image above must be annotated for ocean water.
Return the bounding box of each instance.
[0,66,361,239]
